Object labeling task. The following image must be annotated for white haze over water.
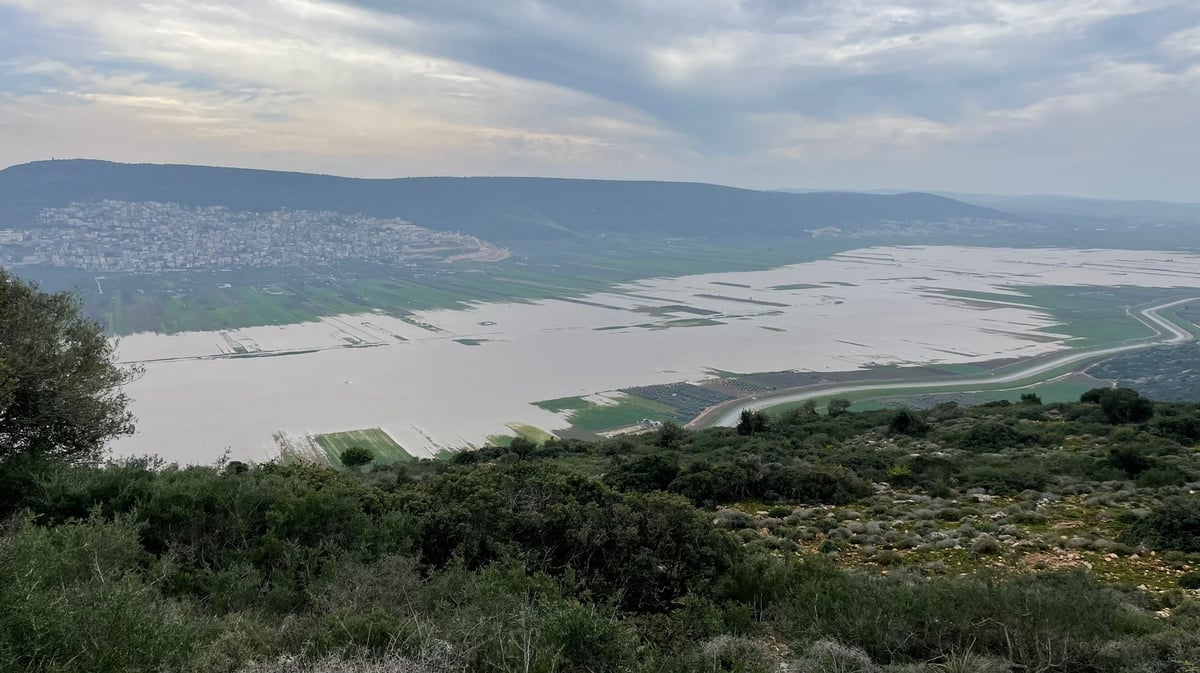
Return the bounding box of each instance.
[112,246,1200,463]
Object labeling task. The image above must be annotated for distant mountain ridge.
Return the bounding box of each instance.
[0,159,1016,241]
[782,187,1200,225]
[935,193,1200,224]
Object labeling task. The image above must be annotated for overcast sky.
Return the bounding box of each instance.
[1,0,1198,199]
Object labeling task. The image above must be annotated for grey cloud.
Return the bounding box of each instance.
[0,0,1197,199]
[339,1,1199,129]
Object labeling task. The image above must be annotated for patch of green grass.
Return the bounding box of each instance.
[852,376,1101,411]
[765,366,1108,415]
[939,286,1194,348]
[507,424,556,443]
[312,428,412,468]
[90,238,857,335]
[534,396,592,413]
[567,394,678,431]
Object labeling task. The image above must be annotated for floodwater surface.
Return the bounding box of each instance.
[112,246,1200,463]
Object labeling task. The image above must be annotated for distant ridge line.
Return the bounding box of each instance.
[0,159,1019,241]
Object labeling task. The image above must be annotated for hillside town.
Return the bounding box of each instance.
[0,200,507,272]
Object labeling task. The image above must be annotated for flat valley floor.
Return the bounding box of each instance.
[111,245,1200,463]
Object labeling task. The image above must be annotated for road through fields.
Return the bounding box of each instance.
[693,297,1199,429]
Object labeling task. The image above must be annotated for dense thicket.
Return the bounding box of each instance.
[3,389,1200,672]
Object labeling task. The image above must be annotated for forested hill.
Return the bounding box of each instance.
[0,159,1016,241]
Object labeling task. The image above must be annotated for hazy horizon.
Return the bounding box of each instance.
[2,1,1198,201]
[6,157,1200,207]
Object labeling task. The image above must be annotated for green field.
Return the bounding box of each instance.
[938,285,1197,347]
[849,374,1103,411]
[61,238,853,335]
[487,423,557,447]
[562,394,678,432]
[757,350,1136,418]
[533,396,593,413]
[312,428,412,468]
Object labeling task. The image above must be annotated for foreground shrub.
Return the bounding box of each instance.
[235,649,461,673]
[702,635,779,673]
[789,640,880,673]
[1125,496,1200,552]
[0,515,215,673]
[769,561,1154,671]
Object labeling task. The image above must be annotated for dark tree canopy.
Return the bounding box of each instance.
[827,398,852,418]
[0,269,137,463]
[339,445,375,469]
[655,421,686,448]
[1125,496,1200,553]
[888,409,927,437]
[1081,387,1155,424]
[736,409,770,435]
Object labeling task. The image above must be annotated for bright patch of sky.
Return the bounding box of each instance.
[1,0,1198,199]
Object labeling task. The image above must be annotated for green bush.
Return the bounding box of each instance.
[1126,496,1200,552]
[307,608,419,657]
[770,561,1154,670]
[0,515,215,672]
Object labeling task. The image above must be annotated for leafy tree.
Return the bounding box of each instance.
[509,436,537,459]
[736,409,769,436]
[1108,443,1153,477]
[339,446,375,469]
[1081,387,1154,424]
[1101,388,1155,424]
[1020,392,1042,405]
[827,398,852,418]
[656,421,686,448]
[0,270,137,463]
[888,409,927,437]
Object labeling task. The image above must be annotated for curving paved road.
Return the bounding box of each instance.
[694,297,1199,429]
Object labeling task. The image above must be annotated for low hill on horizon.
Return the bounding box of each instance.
[782,186,1200,225]
[940,192,1200,225]
[0,159,1016,241]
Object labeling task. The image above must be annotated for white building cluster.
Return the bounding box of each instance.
[0,201,493,272]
